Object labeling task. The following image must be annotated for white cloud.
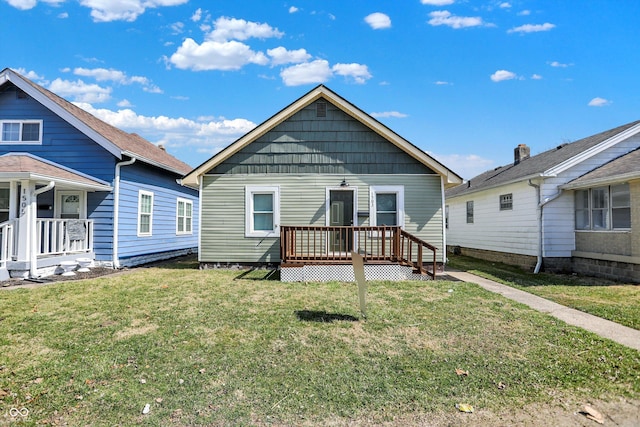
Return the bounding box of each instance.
[75,102,256,158]
[48,78,112,103]
[429,153,494,180]
[117,99,133,107]
[72,67,162,93]
[289,6,298,13]
[549,61,572,68]
[79,0,188,22]
[207,17,284,42]
[499,2,511,8]
[13,68,45,81]
[588,97,612,107]
[518,10,531,16]
[508,22,555,33]
[332,63,372,84]
[434,80,452,85]
[421,0,454,5]
[364,12,391,30]
[280,60,333,86]
[428,10,484,29]
[5,0,63,9]
[531,74,543,80]
[267,47,311,66]
[191,8,202,22]
[490,70,517,82]
[169,38,269,71]
[370,111,408,118]
[58,12,68,18]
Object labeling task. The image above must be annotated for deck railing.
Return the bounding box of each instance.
[280,225,437,279]
[36,219,94,256]
[0,221,15,269]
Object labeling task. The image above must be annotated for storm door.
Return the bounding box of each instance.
[328,189,355,253]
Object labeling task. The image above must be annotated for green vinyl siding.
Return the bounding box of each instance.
[210,101,433,175]
[200,174,444,264]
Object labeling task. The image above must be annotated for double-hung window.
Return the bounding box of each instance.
[466,201,474,224]
[370,186,404,227]
[138,190,154,236]
[176,198,193,234]
[575,183,630,230]
[1,120,42,143]
[499,193,513,210]
[245,186,280,237]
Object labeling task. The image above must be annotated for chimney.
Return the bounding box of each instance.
[514,144,530,165]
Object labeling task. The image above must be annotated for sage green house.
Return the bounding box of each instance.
[182,85,462,281]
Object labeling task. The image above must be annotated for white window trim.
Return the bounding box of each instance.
[325,187,358,227]
[176,197,193,235]
[245,186,280,238]
[137,190,154,237]
[0,119,43,144]
[369,185,404,228]
[54,190,87,219]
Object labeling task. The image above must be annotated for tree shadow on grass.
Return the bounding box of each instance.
[295,310,359,323]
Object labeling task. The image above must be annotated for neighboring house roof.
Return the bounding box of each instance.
[182,84,463,187]
[0,68,192,176]
[0,153,112,191]
[562,147,640,190]
[446,120,640,198]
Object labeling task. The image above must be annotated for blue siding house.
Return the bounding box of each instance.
[0,68,198,279]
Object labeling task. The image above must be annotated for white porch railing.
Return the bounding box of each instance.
[37,219,94,257]
[0,221,15,269]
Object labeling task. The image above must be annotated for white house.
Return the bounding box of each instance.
[445,120,640,282]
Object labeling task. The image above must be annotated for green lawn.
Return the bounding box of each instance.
[1,258,638,426]
[447,255,640,330]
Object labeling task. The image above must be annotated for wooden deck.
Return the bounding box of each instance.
[280,225,437,279]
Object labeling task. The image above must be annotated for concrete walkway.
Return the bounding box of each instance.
[443,270,640,352]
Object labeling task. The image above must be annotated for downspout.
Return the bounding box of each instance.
[113,157,136,268]
[30,181,55,277]
[528,179,563,273]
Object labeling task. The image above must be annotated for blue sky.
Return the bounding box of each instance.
[2,0,639,179]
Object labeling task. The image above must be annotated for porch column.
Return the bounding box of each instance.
[15,180,34,263]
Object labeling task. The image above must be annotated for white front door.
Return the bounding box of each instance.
[56,191,85,219]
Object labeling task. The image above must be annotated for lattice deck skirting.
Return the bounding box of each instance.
[280,264,432,282]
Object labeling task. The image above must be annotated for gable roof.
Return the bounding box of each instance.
[0,68,192,175]
[446,119,640,198]
[182,84,463,187]
[562,147,640,190]
[0,153,112,191]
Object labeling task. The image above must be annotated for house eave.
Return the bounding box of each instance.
[544,122,640,177]
[446,173,543,200]
[561,172,640,190]
[120,150,187,176]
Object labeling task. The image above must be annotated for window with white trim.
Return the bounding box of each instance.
[1,120,42,143]
[176,198,193,234]
[138,190,153,236]
[575,183,630,230]
[499,193,513,210]
[245,186,280,237]
[370,186,404,227]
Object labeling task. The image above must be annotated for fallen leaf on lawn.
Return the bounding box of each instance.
[581,405,604,424]
[455,403,474,413]
[497,381,506,389]
[0,389,8,399]
[155,397,163,403]
[455,368,469,376]
[33,377,44,384]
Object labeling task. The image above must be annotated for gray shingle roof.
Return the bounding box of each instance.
[446,120,640,198]
[563,147,640,188]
